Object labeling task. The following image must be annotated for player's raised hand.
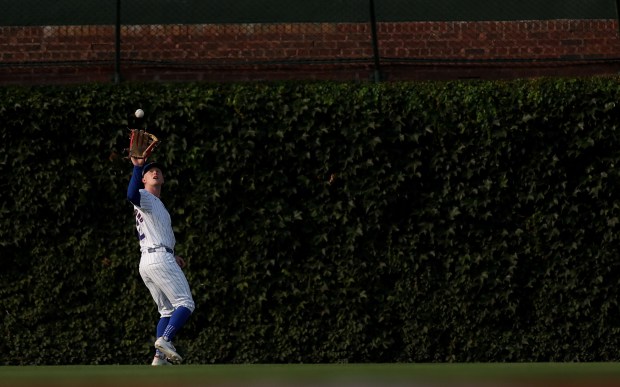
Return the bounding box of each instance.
[131,156,146,167]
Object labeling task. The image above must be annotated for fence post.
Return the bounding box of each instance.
[369,0,382,82]
[113,0,122,83]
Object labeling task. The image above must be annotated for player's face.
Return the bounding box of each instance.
[142,167,164,186]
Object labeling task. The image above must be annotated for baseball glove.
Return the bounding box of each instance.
[128,129,160,159]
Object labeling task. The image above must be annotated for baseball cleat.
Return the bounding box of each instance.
[155,337,183,363]
[151,355,172,366]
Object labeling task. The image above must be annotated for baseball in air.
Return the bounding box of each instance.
[135,109,144,118]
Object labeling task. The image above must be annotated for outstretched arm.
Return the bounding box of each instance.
[127,157,145,206]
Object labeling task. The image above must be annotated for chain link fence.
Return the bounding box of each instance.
[1,0,619,83]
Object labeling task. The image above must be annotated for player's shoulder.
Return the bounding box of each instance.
[139,189,164,205]
[138,188,157,202]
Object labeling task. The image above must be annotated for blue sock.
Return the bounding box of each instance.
[157,317,170,338]
[155,317,170,357]
[162,306,192,342]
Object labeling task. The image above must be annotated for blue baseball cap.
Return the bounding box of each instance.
[142,162,164,177]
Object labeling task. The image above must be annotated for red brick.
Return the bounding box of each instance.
[2,20,620,84]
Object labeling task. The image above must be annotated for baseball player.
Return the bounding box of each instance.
[127,156,195,366]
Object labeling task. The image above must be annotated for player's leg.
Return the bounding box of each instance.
[151,257,196,362]
[157,316,171,340]
[160,269,195,342]
[162,306,192,341]
[154,255,196,337]
[154,316,171,362]
[140,264,175,365]
[152,317,172,365]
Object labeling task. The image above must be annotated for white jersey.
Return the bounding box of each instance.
[134,189,176,254]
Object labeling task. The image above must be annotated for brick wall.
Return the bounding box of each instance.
[1,20,620,85]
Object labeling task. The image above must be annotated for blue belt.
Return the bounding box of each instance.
[147,246,174,254]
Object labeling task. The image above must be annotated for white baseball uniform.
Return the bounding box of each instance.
[134,189,195,317]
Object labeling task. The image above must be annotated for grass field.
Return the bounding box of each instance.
[3,363,620,387]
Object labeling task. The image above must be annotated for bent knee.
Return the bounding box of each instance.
[180,301,195,313]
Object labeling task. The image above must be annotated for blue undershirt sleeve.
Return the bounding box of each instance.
[127,165,144,207]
